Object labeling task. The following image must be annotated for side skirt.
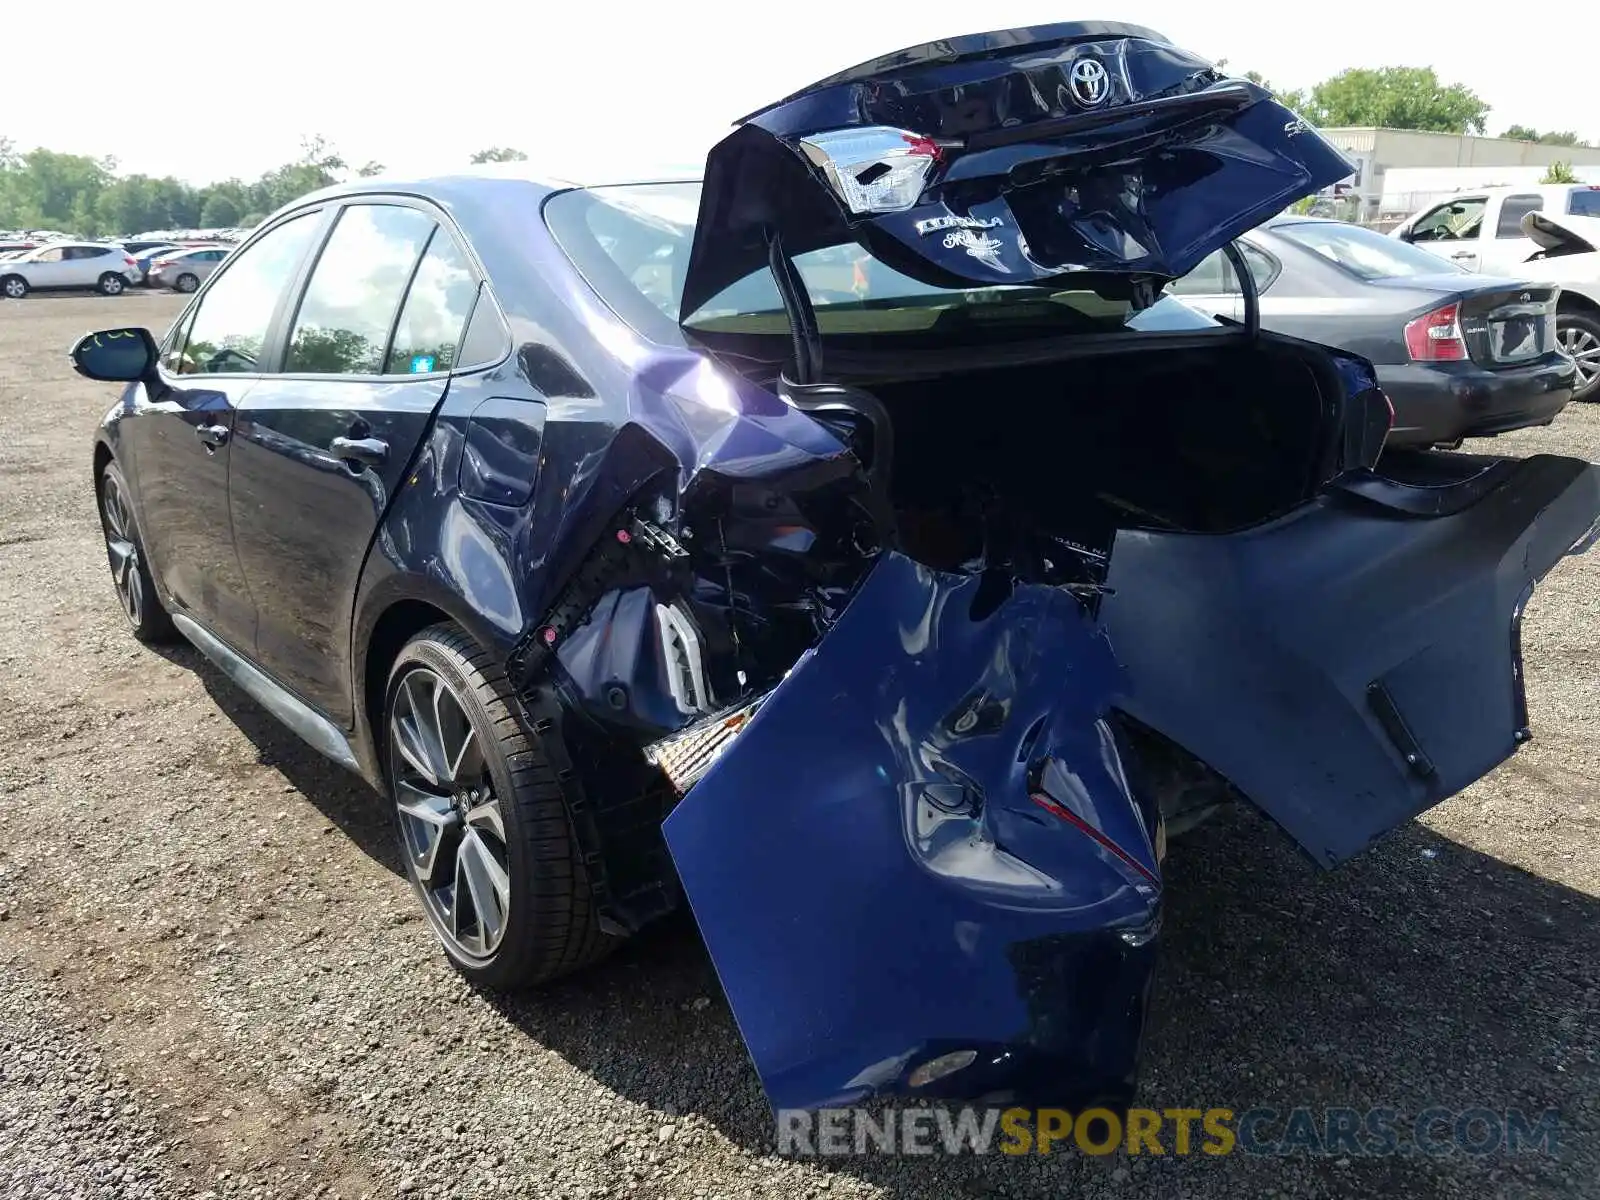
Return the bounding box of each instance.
[171,612,362,775]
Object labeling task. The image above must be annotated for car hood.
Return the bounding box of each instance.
[1522,210,1600,255]
[680,22,1353,317]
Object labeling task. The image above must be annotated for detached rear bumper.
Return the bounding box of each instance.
[1380,356,1574,446]
[663,555,1163,1114]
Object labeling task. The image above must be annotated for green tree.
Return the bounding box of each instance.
[469,146,528,164]
[200,190,242,227]
[356,160,386,177]
[1302,67,1489,134]
[1542,161,1580,185]
[1502,125,1588,147]
[1234,67,1308,116]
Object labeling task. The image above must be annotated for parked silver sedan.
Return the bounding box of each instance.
[146,245,232,292]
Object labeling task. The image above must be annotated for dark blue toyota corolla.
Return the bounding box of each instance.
[71,24,1600,1117]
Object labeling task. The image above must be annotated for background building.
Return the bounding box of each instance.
[1313,128,1600,225]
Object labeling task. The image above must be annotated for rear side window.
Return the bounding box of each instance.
[1569,188,1600,217]
[179,212,319,375]
[283,203,435,376]
[384,231,477,374]
[1168,244,1277,296]
[1496,194,1543,237]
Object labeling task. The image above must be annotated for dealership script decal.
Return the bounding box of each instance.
[943,228,1009,271]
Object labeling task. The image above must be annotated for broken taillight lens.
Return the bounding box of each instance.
[1404,302,1468,362]
[798,126,940,215]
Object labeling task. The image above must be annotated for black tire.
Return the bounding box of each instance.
[1,275,27,300]
[96,460,177,643]
[174,273,199,293]
[1558,311,1600,402]
[97,272,126,296]
[385,624,616,989]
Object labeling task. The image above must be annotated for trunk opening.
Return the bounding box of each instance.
[828,338,1344,581]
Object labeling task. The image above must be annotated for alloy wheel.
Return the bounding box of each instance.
[1560,322,1600,392]
[2,278,24,299]
[389,666,511,960]
[100,470,143,625]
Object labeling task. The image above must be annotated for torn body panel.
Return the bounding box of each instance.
[662,553,1162,1112]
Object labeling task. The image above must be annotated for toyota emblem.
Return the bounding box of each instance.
[1069,59,1110,107]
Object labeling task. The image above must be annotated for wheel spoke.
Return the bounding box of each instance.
[394,674,448,785]
[106,539,133,583]
[396,781,459,887]
[464,796,505,843]
[456,828,510,954]
[432,685,476,785]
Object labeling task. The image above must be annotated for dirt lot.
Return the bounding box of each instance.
[1,292,1597,1200]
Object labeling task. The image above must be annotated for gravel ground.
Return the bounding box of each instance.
[1,292,1597,1199]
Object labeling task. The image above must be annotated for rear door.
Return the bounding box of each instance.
[228,198,481,722]
[1482,193,1544,273]
[66,245,113,285]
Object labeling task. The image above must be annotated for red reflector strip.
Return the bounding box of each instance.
[1029,792,1158,884]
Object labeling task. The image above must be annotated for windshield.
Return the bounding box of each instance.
[1273,221,1465,281]
[544,181,1221,347]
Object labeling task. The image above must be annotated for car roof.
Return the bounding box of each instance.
[290,159,704,211]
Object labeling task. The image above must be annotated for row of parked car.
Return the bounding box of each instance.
[1152,182,1600,445]
[0,236,236,299]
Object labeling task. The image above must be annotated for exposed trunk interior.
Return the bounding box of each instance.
[841,339,1342,577]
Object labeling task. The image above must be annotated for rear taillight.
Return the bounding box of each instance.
[153,259,171,269]
[1404,302,1468,362]
[124,255,137,266]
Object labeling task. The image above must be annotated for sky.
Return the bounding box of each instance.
[11,1,1600,186]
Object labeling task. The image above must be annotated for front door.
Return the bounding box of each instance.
[116,211,325,652]
[228,200,481,722]
[23,245,72,288]
[1403,196,1488,270]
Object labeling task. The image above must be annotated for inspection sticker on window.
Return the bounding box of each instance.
[410,354,436,374]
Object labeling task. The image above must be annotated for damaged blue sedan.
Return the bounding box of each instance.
[73,23,1600,1118]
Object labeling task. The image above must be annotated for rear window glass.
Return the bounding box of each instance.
[544,181,1220,346]
[1568,188,1600,217]
[1272,221,1465,281]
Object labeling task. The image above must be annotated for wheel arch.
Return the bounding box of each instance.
[358,597,459,781]
[92,439,114,486]
[1557,288,1600,319]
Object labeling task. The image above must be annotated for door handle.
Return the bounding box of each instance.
[1449,251,1475,259]
[196,423,229,447]
[329,435,389,467]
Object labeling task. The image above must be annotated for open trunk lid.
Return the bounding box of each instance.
[1522,209,1600,257]
[680,22,1354,317]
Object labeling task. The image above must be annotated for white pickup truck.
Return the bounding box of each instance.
[1391,185,1600,399]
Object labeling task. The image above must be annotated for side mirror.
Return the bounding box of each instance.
[70,327,158,382]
